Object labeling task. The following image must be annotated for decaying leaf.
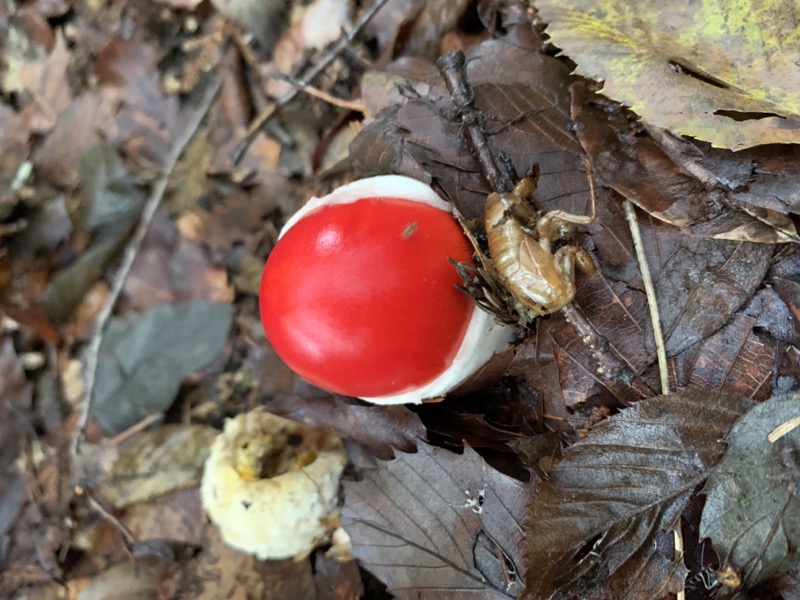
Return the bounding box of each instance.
[43,143,144,324]
[537,0,800,150]
[123,487,207,549]
[95,424,218,508]
[2,0,797,597]
[14,33,73,135]
[126,212,234,312]
[0,338,32,569]
[352,25,591,221]
[32,91,121,189]
[670,313,780,401]
[343,443,531,599]
[91,301,233,433]
[176,190,279,253]
[523,389,753,600]
[701,391,800,589]
[586,192,773,358]
[268,395,425,458]
[170,524,318,600]
[570,82,800,244]
[75,557,173,600]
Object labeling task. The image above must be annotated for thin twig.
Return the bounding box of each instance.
[436,50,515,193]
[623,200,670,395]
[231,0,391,164]
[563,169,653,398]
[273,73,366,112]
[71,76,222,459]
[436,51,653,398]
[560,304,654,398]
[83,486,137,548]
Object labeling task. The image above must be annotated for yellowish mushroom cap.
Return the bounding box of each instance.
[201,408,347,560]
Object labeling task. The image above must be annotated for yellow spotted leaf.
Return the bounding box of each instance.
[536,0,800,150]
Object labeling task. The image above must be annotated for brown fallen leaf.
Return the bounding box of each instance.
[176,189,279,253]
[123,488,207,548]
[570,82,800,243]
[268,394,426,459]
[670,313,779,401]
[352,25,589,221]
[343,442,531,599]
[75,557,174,600]
[313,552,364,600]
[17,33,73,135]
[170,524,318,600]
[92,34,183,165]
[33,91,121,189]
[585,190,773,357]
[235,308,299,398]
[523,389,753,600]
[95,424,217,508]
[126,212,234,312]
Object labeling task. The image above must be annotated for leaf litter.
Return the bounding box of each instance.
[0,0,798,598]
[343,443,530,599]
[522,389,754,599]
[701,391,800,589]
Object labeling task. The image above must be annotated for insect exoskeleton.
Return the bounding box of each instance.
[484,176,595,317]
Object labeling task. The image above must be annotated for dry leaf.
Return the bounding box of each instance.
[96,425,217,508]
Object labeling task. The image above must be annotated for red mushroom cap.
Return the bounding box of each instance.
[260,176,512,404]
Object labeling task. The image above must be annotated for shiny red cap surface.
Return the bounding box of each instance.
[260,197,474,397]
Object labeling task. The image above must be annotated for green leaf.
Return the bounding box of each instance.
[523,389,753,600]
[536,0,800,150]
[90,301,232,433]
[700,391,800,589]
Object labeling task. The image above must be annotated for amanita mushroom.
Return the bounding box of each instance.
[201,408,347,560]
[260,175,513,405]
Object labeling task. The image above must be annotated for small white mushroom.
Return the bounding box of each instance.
[201,408,347,560]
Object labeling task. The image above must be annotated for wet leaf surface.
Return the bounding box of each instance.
[701,391,800,589]
[343,443,531,599]
[669,314,780,401]
[523,389,753,600]
[353,25,590,221]
[268,395,426,458]
[570,82,800,243]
